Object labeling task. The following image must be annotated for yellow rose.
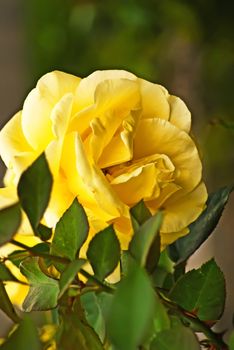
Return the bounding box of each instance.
[0,70,207,251]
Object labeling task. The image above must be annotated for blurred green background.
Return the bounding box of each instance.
[0,0,233,331]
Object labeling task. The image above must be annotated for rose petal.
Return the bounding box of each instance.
[168,95,191,132]
[97,110,141,168]
[0,112,36,179]
[133,118,202,191]
[74,69,137,110]
[22,71,80,150]
[139,79,170,120]
[161,182,208,234]
[160,227,189,249]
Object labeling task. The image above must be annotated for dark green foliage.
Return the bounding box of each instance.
[59,259,85,298]
[169,259,226,321]
[0,263,17,282]
[0,282,20,323]
[87,225,120,280]
[129,211,162,272]
[130,200,152,231]
[58,300,104,350]
[0,203,21,246]
[17,153,52,231]
[51,198,89,262]
[37,224,52,241]
[168,186,233,264]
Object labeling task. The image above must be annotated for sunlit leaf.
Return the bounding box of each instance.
[20,257,59,311]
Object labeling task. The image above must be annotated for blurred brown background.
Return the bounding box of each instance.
[0,0,233,331]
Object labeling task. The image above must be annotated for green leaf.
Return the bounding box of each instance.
[129,212,162,271]
[106,262,155,350]
[143,293,170,347]
[120,250,136,276]
[51,198,89,262]
[81,292,106,343]
[168,186,233,264]
[169,259,226,321]
[0,281,20,323]
[150,318,200,350]
[30,242,50,254]
[17,153,52,230]
[8,250,30,268]
[58,301,104,350]
[0,203,21,246]
[59,259,85,298]
[130,200,152,231]
[0,316,42,350]
[87,225,120,280]
[37,223,52,241]
[20,257,59,311]
[152,296,170,334]
[8,244,50,269]
[0,263,17,281]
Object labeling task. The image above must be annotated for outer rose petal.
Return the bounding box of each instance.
[161,182,208,234]
[168,95,191,133]
[133,118,202,191]
[46,93,74,176]
[139,79,191,133]
[160,227,189,249]
[0,186,18,208]
[22,71,80,150]
[43,174,74,228]
[139,79,170,120]
[74,70,137,110]
[0,112,36,180]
